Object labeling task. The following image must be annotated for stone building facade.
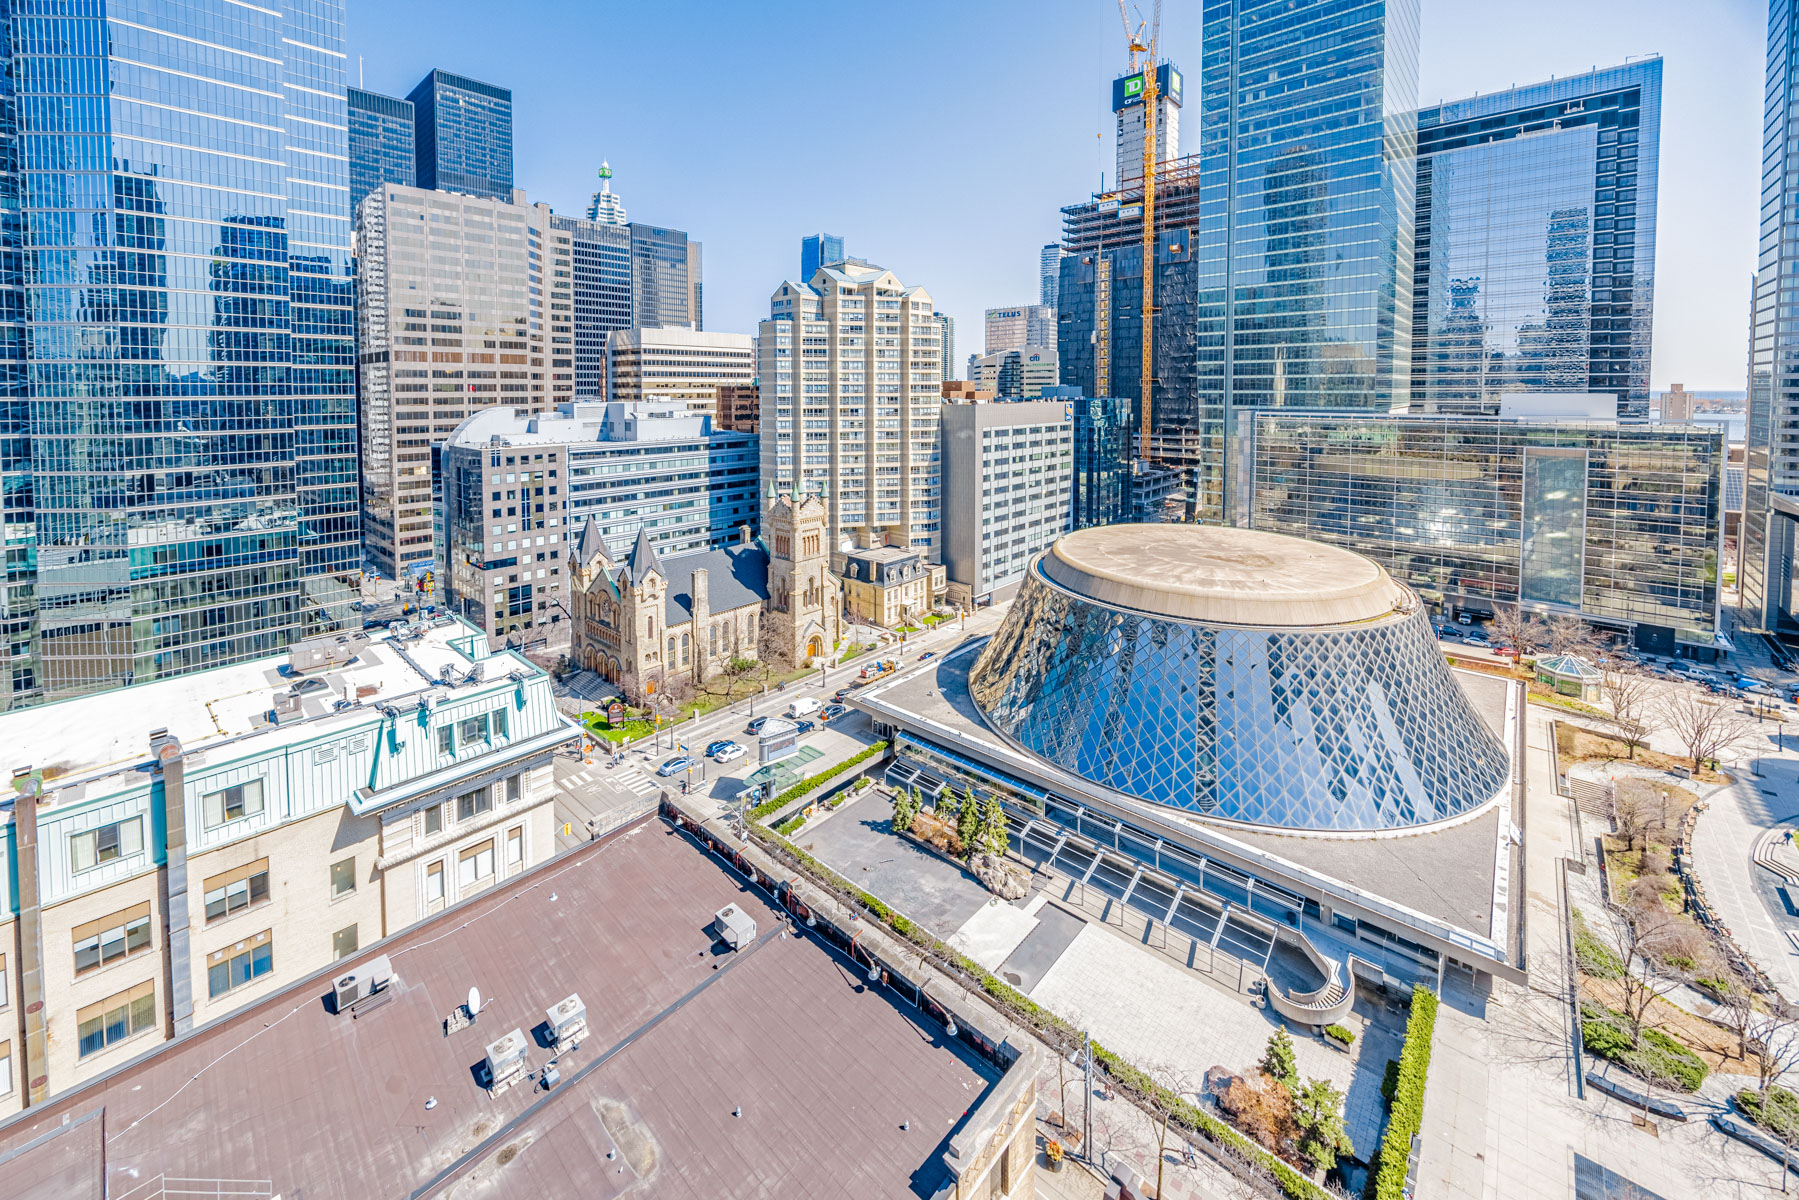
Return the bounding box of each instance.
[571,494,841,701]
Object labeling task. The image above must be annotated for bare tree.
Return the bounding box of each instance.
[1602,666,1656,759]
[1598,904,1687,1037]
[1747,1010,1799,1190]
[1138,1060,1202,1200]
[1721,984,1761,1063]
[1655,689,1758,774]
[1491,603,1529,650]
[1548,613,1600,657]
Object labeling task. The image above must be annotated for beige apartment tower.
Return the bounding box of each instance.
[603,326,753,418]
[756,262,943,559]
[356,185,575,579]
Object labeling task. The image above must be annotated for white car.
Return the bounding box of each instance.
[712,742,747,764]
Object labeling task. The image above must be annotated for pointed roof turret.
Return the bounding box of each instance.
[625,525,663,583]
[573,514,606,564]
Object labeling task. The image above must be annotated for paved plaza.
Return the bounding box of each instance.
[1690,754,1799,1006]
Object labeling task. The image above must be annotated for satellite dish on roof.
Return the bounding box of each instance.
[468,986,481,1015]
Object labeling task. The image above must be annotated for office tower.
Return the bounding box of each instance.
[970,347,1059,398]
[1113,63,1182,188]
[935,312,956,381]
[1745,0,1799,633]
[552,214,631,397]
[1040,243,1066,307]
[441,401,758,642]
[940,397,1073,607]
[801,233,847,281]
[1411,61,1662,419]
[757,262,943,556]
[985,305,1055,355]
[348,88,414,216]
[715,385,761,433]
[1060,0,1419,525]
[0,0,357,710]
[604,328,754,417]
[357,186,574,580]
[1659,383,1695,422]
[1059,389,1135,529]
[631,224,703,329]
[406,69,513,201]
[587,161,627,224]
[1248,403,1723,655]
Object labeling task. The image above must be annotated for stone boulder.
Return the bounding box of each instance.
[969,852,1030,900]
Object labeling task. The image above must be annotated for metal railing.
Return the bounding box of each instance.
[114,1177,274,1200]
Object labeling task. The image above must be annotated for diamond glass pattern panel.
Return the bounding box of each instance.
[969,564,1510,832]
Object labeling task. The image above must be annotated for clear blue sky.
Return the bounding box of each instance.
[349,0,1765,391]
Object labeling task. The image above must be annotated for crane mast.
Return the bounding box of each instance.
[1116,1,1163,465]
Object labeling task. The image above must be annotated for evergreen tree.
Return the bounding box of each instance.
[1292,1076,1353,1173]
[979,792,1009,855]
[891,789,914,833]
[1260,1028,1298,1092]
[938,787,960,820]
[956,786,981,853]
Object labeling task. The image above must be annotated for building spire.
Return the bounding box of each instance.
[586,161,627,225]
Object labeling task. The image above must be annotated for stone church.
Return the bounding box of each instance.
[570,493,842,703]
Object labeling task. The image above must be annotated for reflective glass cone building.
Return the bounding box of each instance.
[0,0,359,709]
[968,526,1510,832]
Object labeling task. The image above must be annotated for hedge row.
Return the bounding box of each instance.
[745,822,1330,1200]
[746,740,889,822]
[1370,985,1438,1200]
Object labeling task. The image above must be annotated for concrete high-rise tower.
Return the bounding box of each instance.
[1113,63,1182,188]
[587,161,627,224]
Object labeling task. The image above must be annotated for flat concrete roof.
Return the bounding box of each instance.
[0,619,510,792]
[859,644,1516,960]
[1043,525,1409,626]
[1,819,995,1200]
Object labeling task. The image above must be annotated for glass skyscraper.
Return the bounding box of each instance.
[631,224,702,330]
[0,0,357,710]
[1059,0,1420,525]
[1411,62,1661,419]
[1744,0,1799,635]
[553,215,632,398]
[347,87,414,217]
[406,69,513,201]
[800,233,844,281]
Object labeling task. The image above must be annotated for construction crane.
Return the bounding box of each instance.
[1116,0,1162,463]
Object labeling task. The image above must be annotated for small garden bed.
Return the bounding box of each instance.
[1555,722,1725,783]
[1580,1001,1707,1092]
[1736,1085,1799,1142]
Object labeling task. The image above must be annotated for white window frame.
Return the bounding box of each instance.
[70,817,144,873]
[201,780,264,830]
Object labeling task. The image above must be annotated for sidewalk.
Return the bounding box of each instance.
[1689,753,1799,1007]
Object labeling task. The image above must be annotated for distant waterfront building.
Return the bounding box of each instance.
[0,621,572,1113]
[985,305,1055,354]
[348,87,415,216]
[936,312,957,381]
[407,69,513,201]
[1247,405,1724,655]
[1411,61,1662,419]
[0,0,359,711]
[442,402,758,642]
[757,262,943,556]
[1040,244,1066,308]
[971,346,1060,399]
[587,161,627,224]
[940,397,1073,607]
[631,224,704,330]
[356,185,574,580]
[801,233,847,282]
[716,384,761,434]
[1659,383,1695,422]
[605,328,753,417]
[1112,62,1182,188]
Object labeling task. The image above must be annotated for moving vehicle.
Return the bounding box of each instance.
[1492,645,1519,659]
[918,651,936,662]
[705,740,735,757]
[746,716,770,735]
[1457,614,1473,625]
[786,696,822,719]
[656,755,696,777]
[820,703,847,722]
[712,742,746,764]
[794,719,817,735]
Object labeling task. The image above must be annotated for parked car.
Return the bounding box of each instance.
[820,703,847,722]
[746,716,770,735]
[1457,614,1473,625]
[1463,629,1489,644]
[786,696,822,719]
[794,719,817,735]
[656,755,696,777]
[1492,645,1519,659]
[712,742,747,764]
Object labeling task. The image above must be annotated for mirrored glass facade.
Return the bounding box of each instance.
[1249,412,1723,651]
[1411,62,1661,418]
[347,87,414,218]
[0,0,357,710]
[552,215,631,398]
[406,69,512,203]
[969,562,1508,832]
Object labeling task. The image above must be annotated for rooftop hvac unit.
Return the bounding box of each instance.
[484,1028,530,1095]
[332,954,394,1017]
[546,993,587,1049]
[714,904,756,951]
[273,692,301,716]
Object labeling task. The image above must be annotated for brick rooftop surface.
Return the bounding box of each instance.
[3,820,996,1200]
